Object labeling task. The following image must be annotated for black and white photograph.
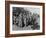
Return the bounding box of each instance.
[12,7,40,31]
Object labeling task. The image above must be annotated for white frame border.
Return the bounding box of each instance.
[10,4,43,34]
